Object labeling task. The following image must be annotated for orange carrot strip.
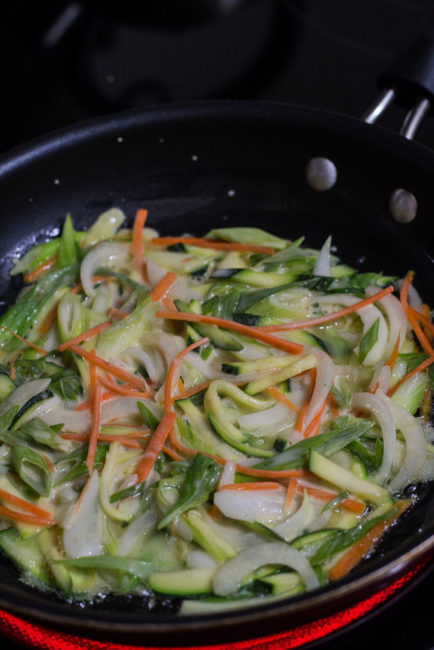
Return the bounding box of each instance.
[151,237,276,254]
[9,360,15,381]
[106,307,129,320]
[220,482,280,491]
[1,327,47,355]
[132,209,148,282]
[58,321,112,351]
[385,335,401,370]
[410,307,434,338]
[155,310,304,355]
[164,337,209,409]
[96,373,153,398]
[0,489,53,519]
[62,433,144,449]
[162,445,183,461]
[38,305,58,335]
[235,466,308,479]
[0,505,53,527]
[259,285,395,332]
[136,411,177,482]
[341,498,365,514]
[150,271,177,303]
[161,297,177,312]
[266,386,300,414]
[296,483,365,513]
[86,381,102,473]
[23,256,57,284]
[68,345,147,390]
[303,396,327,439]
[296,368,316,433]
[70,276,107,295]
[328,500,410,581]
[400,272,434,355]
[387,355,434,397]
[285,478,298,511]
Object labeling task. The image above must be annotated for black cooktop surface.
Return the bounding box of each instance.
[0,1,433,649]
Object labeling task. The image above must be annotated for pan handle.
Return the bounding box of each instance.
[362,16,434,140]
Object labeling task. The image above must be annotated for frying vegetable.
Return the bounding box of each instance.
[0,210,430,615]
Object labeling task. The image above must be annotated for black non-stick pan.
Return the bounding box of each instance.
[0,21,433,649]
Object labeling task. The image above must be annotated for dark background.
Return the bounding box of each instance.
[0,1,433,648]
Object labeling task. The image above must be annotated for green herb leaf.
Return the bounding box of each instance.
[158,454,221,529]
[11,444,52,496]
[137,402,159,431]
[58,214,78,268]
[359,318,380,364]
[55,443,108,484]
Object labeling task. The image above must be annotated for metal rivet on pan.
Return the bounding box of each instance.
[389,188,417,223]
[305,157,337,191]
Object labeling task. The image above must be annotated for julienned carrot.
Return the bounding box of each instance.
[164,337,209,409]
[62,433,145,449]
[303,397,327,438]
[219,482,280,491]
[328,392,340,419]
[86,373,102,473]
[385,336,401,370]
[259,285,395,332]
[0,489,53,519]
[235,466,308,479]
[68,345,148,390]
[410,307,434,338]
[155,310,304,356]
[1,326,47,355]
[9,360,15,381]
[387,355,434,397]
[297,368,316,433]
[151,271,177,303]
[266,386,300,414]
[296,483,364,513]
[97,373,153,399]
[0,505,53,527]
[58,321,112,351]
[106,307,129,320]
[132,209,148,282]
[328,500,410,581]
[39,305,58,335]
[70,276,107,295]
[400,272,434,355]
[150,237,276,255]
[23,256,57,284]
[136,411,177,482]
[162,445,183,461]
[285,478,298,511]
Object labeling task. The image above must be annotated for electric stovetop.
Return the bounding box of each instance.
[0,1,433,648]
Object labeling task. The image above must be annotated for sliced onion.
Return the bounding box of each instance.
[381,395,426,491]
[124,346,165,384]
[316,293,388,365]
[184,351,221,380]
[80,242,130,296]
[117,509,158,556]
[238,403,295,437]
[214,487,286,525]
[42,407,91,432]
[365,287,407,357]
[146,258,166,288]
[213,541,319,595]
[187,550,218,569]
[101,396,159,424]
[304,348,335,428]
[63,471,104,557]
[273,492,313,542]
[352,391,396,485]
[368,362,391,394]
[219,461,236,487]
[313,236,332,277]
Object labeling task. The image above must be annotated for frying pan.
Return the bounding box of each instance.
[0,20,433,649]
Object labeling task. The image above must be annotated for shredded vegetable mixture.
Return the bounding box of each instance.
[0,208,433,613]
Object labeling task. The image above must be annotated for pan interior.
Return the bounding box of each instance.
[0,102,432,637]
